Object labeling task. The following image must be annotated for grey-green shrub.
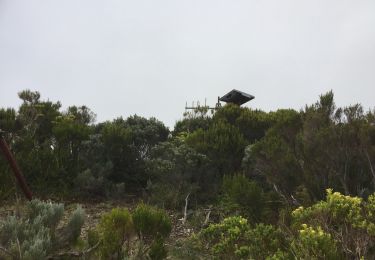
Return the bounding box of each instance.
[27,199,64,234]
[62,206,85,244]
[0,199,84,260]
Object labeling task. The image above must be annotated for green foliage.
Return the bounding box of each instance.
[173,106,212,135]
[133,204,171,259]
[133,203,172,240]
[146,138,212,209]
[246,91,375,204]
[240,223,288,259]
[221,174,265,222]
[149,236,168,260]
[124,115,169,159]
[99,116,169,189]
[0,200,84,259]
[199,216,287,259]
[98,207,133,259]
[193,191,375,259]
[95,204,171,259]
[87,229,100,249]
[200,216,249,258]
[2,90,375,259]
[186,120,247,175]
[244,110,303,201]
[214,104,277,143]
[367,193,375,235]
[74,134,118,198]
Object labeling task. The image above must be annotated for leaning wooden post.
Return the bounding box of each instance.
[0,130,33,200]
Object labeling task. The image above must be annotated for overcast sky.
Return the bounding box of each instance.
[0,0,374,128]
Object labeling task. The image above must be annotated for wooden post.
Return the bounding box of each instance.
[0,131,33,200]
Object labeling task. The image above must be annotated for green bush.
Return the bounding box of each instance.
[199,216,287,259]
[95,204,171,259]
[133,203,172,240]
[200,216,250,258]
[149,236,168,260]
[146,181,184,209]
[240,223,287,259]
[133,203,171,259]
[221,174,269,222]
[98,207,133,259]
[87,229,100,247]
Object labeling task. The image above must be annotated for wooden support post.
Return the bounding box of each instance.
[0,131,33,200]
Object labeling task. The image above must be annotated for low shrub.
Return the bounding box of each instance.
[133,203,172,259]
[98,208,133,259]
[199,216,287,259]
[0,199,84,260]
[95,203,171,259]
[133,203,172,241]
[221,175,266,222]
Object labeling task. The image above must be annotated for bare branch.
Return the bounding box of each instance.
[182,192,191,225]
[47,241,100,259]
[203,208,212,227]
[364,150,375,188]
[0,245,16,258]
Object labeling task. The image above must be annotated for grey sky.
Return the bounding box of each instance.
[1,0,374,128]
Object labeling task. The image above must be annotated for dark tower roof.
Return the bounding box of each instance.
[219,89,254,106]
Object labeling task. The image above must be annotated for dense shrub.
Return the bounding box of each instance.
[220,174,281,224]
[145,139,212,209]
[194,191,375,259]
[292,189,375,259]
[221,174,265,221]
[291,224,340,260]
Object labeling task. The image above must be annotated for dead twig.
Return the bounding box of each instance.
[47,240,100,259]
[203,207,212,227]
[182,192,191,225]
[0,245,16,258]
[16,237,22,259]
